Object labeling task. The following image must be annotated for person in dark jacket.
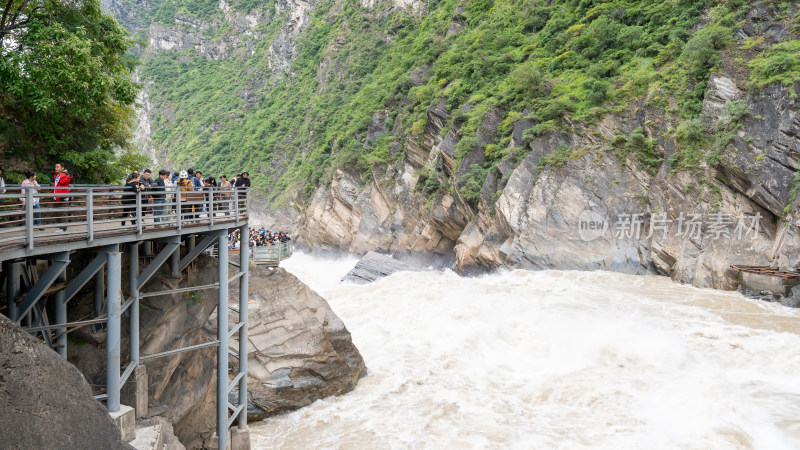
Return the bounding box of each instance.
[152,170,168,223]
[121,172,143,226]
[234,171,251,188]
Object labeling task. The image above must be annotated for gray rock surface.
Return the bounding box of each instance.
[341,251,413,284]
[228,266,366,420]
[0,314,132,449]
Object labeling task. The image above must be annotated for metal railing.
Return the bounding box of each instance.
[205,241,293,266]
[252,241,293,265]
[0,184,248,251]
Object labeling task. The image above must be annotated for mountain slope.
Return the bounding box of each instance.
[110,0,800,289]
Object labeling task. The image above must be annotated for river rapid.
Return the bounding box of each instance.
[250,253,800,449]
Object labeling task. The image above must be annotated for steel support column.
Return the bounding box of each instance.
[128,243,140,365]
[238,224,249,430]
[54,267,68,358]
[4,260,21,321]
[106,250,122,412]
[217,232,229,449]
[171,244,181,277]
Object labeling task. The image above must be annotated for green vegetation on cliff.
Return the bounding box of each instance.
[0,0,146,183]
[135,0,800,204]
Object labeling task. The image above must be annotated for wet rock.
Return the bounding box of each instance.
[0,314,131,449]
[341,251,413,284]
[228,266,366,420]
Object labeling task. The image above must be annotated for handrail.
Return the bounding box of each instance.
[0,185,249,253]
[204,241,293,266]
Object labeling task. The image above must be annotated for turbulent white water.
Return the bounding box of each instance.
[251,253,800,449]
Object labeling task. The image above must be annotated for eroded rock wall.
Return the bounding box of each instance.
[293,7,800,291]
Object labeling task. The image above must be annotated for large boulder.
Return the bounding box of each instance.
[0,314,132,449]
[229,266,366,420]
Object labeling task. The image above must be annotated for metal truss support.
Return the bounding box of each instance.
[64,250,110,304]
[178,233,217,272]
[16,252,68,323]
[137,237,180,290]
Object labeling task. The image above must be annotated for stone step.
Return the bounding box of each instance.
[109,405,136,443]
[130,423,164,450]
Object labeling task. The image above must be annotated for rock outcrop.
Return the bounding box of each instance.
[0,314,131,449]
[228,266,366,420]
[341,251,413,284]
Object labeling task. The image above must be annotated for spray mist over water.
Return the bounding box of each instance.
[256,253,800,449]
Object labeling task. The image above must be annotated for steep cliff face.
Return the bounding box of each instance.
[291,2,800,290]
[107,0,800,290]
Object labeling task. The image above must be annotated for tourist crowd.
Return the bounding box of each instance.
[120,168,251,226]
[227,228,292,249]
[5,162,253,229]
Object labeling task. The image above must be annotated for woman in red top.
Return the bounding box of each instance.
[50,162,73,231]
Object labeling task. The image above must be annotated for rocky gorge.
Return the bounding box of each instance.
[2,249,365,449]
[103,0,800,292]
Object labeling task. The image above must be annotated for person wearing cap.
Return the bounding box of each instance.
[176,170,194,220]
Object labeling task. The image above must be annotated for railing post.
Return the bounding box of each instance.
[176,187,182,230]
[25,187,34,250]
[234,188,240,223]
[245,188,249,217]
[87,187,94,242]
[209,187,214,226]
[136,189,143,235]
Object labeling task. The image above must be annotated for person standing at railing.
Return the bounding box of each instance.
[141,169,154,217]
[234,171,250,213]
[121,172,144,226]
[152,170,168,223]
[20,171,41,226]
[51,162,73,232]
[218,175,232,216]
[164,171,175,217]
[0,166,6,194]
[177,171,194,220]
[234,171,251,188]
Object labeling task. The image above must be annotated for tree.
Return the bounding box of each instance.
[0,0,144,182]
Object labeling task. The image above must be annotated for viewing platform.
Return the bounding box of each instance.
[0,184,253,449]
